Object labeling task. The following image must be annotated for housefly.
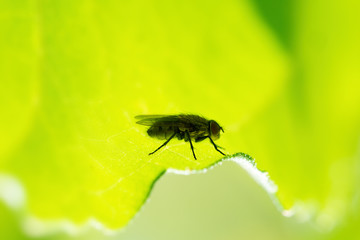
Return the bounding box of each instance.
[135,114,225,160]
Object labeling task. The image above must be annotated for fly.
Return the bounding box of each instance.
[135,114,226,160]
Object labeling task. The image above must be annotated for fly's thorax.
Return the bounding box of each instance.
[147,125,177,140]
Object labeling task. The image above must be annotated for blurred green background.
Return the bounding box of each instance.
[1,0,360,239]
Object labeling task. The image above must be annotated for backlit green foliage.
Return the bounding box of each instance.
[0,0,359,237]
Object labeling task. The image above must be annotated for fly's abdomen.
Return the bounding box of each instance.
[147,125,177,140]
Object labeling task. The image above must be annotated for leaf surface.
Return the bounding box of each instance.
[0,0,359,234]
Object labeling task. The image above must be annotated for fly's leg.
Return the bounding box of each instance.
[186,131,197,160]
[208,137,225,156]
[215,145,225,150]
[149,132,177,155]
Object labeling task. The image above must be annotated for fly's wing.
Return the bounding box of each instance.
[135,115,180,126]
[135,115,167,119]
[135,114,208,131]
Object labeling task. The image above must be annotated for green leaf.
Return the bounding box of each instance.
[0,0,287,231]
[1,0,359,235]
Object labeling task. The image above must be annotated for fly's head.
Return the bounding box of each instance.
[209,120,224,140]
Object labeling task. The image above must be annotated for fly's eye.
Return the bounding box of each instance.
[210,120,221,137]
